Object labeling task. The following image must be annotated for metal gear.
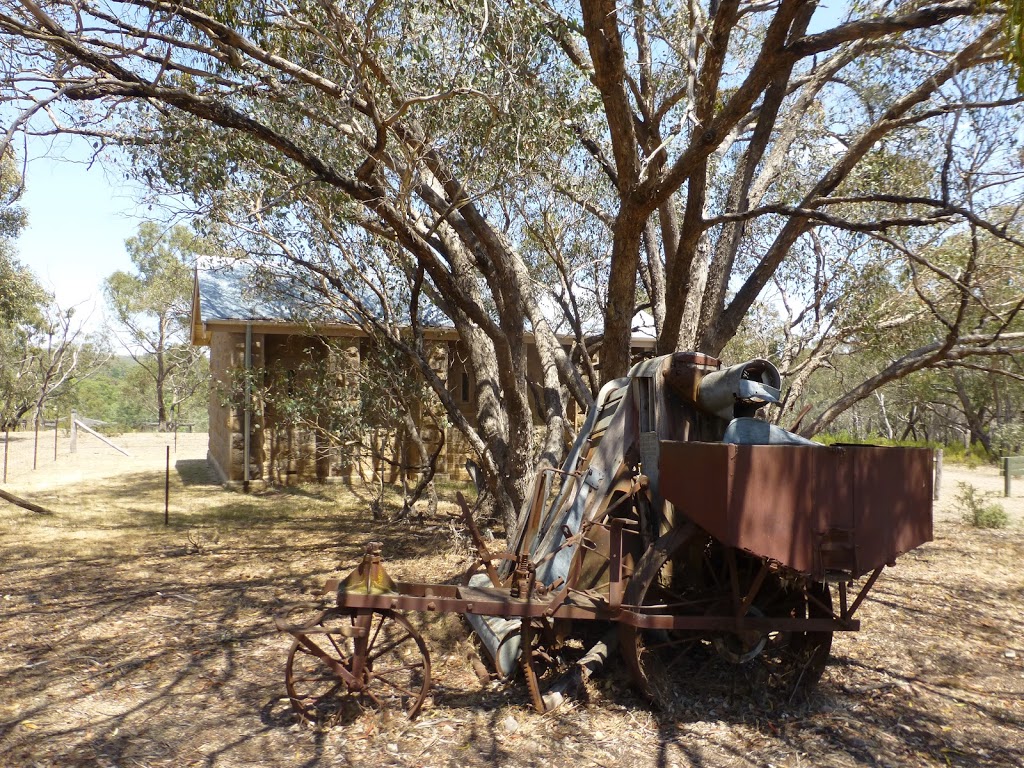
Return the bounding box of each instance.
[519,617,546,713]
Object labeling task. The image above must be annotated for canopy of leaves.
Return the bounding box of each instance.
[0,156,41,326]
[2,0,1023,520]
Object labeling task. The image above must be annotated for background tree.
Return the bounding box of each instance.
[994,0,1024,87]
[2,0,1022,530]
[0,156,96,430]
[0,154,36,332]
[794,215,1024,447]
[104,222,208,430]
[69,354,210,430]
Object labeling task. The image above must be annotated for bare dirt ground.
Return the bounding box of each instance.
[1,432,1022,767]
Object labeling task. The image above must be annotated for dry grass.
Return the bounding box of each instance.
[1,434,1023,767]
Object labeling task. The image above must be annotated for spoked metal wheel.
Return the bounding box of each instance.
[621,527,836,706]
[285,608,431,726]
[619,523,703,706]
[700,550,834,694]
[741,579,834,691]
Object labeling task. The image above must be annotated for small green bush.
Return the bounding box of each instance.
[955,482,1009,529]
[942,441,992,468]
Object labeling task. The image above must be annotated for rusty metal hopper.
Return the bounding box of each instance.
[659,442,933,579]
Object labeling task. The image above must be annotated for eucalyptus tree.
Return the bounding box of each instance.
[104,223,208,430]
[0,156,93,429]
[0,155,33,328]
[998,0,1024,86]
[2,0,1023,527]
[795,211,1024,442]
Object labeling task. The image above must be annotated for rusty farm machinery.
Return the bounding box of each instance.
[276,351,933,723]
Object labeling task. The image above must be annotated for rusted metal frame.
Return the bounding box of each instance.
[587,477,644,530]
[456,491,504,587]
[292,633,362,690]
[736,561,770,618]
[338,585,610,623]
[619,594,714,616]
[725,547,742,612]
[510,553,537,599]
[539,467,579,479]
[560,516,640,605]
[337,589,555,619]
[348,609,374,692]
[845,565,885,620]
[542,579,572,618]
[541,523,594,617]
[536,576,565,597]
[532,525,595,607]
[274,614,367,639]
[533,526,589,572]
[608,518,627,612]
[838,581,849,617]
[624,612,860,632]
[563,478,643,614]
[280,610,367,691]
[332,586,859,634]
[461,553,519,588]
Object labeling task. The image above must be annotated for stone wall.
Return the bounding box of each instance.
[206,329,266,485]
[205,330,608,487]
[205,331,264,487]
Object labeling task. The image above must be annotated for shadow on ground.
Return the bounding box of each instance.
[1,477,1022,768]
[176,459,219,486]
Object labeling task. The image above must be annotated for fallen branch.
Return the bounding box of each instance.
[0,488,56,515]
[542,628,618,711]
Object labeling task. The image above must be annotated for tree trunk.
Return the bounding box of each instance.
[602,208,646,383]
[395,410,442,522]
[954,372,993,455]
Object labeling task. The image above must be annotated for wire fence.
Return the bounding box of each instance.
[1,426,207,488]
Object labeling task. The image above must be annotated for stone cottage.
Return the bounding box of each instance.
[190,262,656,488]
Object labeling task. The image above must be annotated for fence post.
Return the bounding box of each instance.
[1006,457,1012,498]
[2,428,8,484]
[33,414,39,470]
[165,445,170,526]
[933,448,942,501]
[70,411,78,454]
[53,410,58,462]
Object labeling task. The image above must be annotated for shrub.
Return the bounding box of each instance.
[941,440,992,468]
[955,482,1009,529]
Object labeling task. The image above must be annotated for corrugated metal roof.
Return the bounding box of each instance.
[193,259,656,346]
[195,259,358,325]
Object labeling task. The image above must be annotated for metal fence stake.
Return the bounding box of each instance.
[165,445,171,526]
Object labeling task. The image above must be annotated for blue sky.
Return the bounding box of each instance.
[17,138,144,333]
